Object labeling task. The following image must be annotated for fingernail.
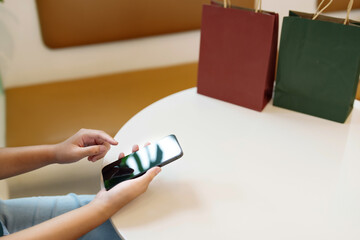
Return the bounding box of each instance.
[155,167,161,174]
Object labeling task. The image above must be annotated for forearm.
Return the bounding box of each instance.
[0,129,118,179]
[2,201,110,240]
[0,167,161,239]
[0,145,56,179]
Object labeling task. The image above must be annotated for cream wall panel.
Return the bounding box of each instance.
[0,0,201,89]
[0,0,359,89]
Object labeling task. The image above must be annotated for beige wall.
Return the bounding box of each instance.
[0,0,359,89]
[0,0,201,89]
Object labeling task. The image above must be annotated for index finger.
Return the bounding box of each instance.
[82,129,118,145]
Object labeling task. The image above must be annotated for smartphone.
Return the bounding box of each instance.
[102,134,183,190]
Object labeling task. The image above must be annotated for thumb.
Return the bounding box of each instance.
[78,145,107,158]
[141,167,162,183]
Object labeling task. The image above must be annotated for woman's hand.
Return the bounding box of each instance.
[53,128,118,164]
[92,144,161,218]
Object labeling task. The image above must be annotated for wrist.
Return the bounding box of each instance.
[90,195,116,219]
[92,189,131,218]
[35,144,58,165]
[50,143,62,164]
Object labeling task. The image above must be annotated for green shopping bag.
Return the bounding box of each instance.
[273,1,360,123]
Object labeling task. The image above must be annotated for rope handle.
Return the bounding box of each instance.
[313,0,354,25]
[255,0,262,13]
[223,0,231,8]
[312,0,333,20]
[344,0,354,24]
[222,0,262,12]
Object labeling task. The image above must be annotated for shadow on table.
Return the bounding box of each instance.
[112,180,201,227]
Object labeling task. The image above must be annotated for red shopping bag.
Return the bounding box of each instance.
[197,0,278,111]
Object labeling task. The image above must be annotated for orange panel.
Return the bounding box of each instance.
[36,0,255,48]
[6,63,198,147]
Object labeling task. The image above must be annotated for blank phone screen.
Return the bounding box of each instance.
[102,135,182,190]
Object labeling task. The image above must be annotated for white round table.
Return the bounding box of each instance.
[104,88,360,240]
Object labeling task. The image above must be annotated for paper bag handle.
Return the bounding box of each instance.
[223,0,231,8]
[344,0,354,24]
[313,0,354,25]
[255,0,262,13]
[222,0,262,12]
[220,0,263,13]
[312,0,333,20]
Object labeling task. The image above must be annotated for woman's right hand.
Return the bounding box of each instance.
[92,144,161,218]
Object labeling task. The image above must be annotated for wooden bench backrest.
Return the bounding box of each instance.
[36,0,255,48]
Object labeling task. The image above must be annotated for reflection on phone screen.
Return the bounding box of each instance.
[102,135,182,190]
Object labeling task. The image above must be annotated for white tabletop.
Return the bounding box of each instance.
[104,88,360,240]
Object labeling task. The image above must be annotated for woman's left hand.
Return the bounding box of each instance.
[93,142,160,218]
